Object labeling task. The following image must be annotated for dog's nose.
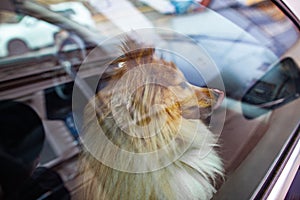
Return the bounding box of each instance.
[189,84,224,109]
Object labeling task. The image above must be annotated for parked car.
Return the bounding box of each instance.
[0,1,95,57]
[0,15,59,57]
[0,0,299,199]
[49,1,96,29]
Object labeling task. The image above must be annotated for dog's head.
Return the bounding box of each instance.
[96,37,224,127]
[82,37,226,155]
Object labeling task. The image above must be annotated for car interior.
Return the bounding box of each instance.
[0,0,299,199]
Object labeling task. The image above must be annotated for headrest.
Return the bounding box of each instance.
[0,100,45,164]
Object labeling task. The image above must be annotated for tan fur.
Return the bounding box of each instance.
[80,38,223,200]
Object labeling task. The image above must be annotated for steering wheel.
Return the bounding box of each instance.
[54,30,87,100]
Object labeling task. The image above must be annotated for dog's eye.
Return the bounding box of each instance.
[179,82,188,89]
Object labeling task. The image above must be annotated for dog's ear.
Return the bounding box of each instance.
[115,36,155,68]
[101,37,155,84]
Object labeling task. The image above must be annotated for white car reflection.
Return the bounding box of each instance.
[0,15,59,57]
[0,1,95,58]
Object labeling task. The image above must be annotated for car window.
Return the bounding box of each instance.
[0,0,299,199]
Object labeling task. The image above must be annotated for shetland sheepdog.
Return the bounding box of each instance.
[80,37,224,200]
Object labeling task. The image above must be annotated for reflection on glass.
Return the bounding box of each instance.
[242,57,300,119]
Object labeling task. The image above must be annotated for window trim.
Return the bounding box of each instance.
[272,0,300,30]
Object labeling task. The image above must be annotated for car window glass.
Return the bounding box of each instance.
[0,1,299,199]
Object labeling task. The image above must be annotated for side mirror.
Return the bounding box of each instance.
[242,57,300,119]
